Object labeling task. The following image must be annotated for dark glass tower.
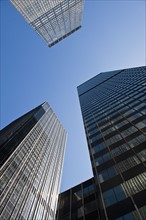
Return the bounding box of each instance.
[10,0,84,47]
[77,66,146,219]
[0,102,67,220]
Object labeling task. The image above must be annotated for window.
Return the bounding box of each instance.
[89,129,98,136]
[77,206,84,218]
[122,172,146,196]
[83,184,96,198]
[134,102,145,111]
[103,185,126,207]
[90,134,102,143]
[116,155,140,173]
[121,127,137,138]
[103,188,117,207]
[135,121,146,130]
[60,191,70,213]
[98,166,117,183]
[110,144,129,157]
[84,200,97,215]
[72,185,82,204]
[92,142,106,154]
[95,152,110,166]
[115,212,136,220]
[138,149,146,162]
[72,190,82,203]
[105,134,122,146]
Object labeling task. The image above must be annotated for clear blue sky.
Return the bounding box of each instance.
[1,0,145,192]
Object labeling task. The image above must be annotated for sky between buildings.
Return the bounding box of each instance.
[1,0,145,192]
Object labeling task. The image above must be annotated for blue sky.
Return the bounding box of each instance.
[1,0,145,192]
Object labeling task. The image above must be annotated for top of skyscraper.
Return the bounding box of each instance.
[0,101,66,167]
[77,66,146,96]
[10,0,84,47]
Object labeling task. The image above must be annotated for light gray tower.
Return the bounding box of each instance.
[10,0,84,47]
[0,102,67,220]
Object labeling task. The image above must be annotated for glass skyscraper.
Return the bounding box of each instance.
[56,66,146,220]
[9,0,84,47]
[0,102,67,220]
[77,66,146,219]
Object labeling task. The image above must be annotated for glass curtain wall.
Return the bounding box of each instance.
[10,0,84,47]
[0,102,67,220]
[78,66,146,219]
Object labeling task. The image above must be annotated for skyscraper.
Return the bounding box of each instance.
[56,66,146,220]
[9,0,84,47]
[0,102,67,220]
[77,66,146,219]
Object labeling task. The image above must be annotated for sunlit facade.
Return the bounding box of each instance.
[77,66,146,219]
[10,0,84,47]
[0,102,67,220]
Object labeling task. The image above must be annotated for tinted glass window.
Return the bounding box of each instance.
[103,185,126,207]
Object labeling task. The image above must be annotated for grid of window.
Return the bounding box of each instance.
[0,102,67,220]
[103,184,126,207]
[56,178,99,220]
[0,106,47,167]
[78,66,146,219]
[115,198,146,219]
[122,172,146,196]
[10,0,84,47]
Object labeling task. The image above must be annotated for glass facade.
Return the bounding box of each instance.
[0,102,67,220]
[10,0,84,47]
[77,66,146,219]
[56,178,100,220]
